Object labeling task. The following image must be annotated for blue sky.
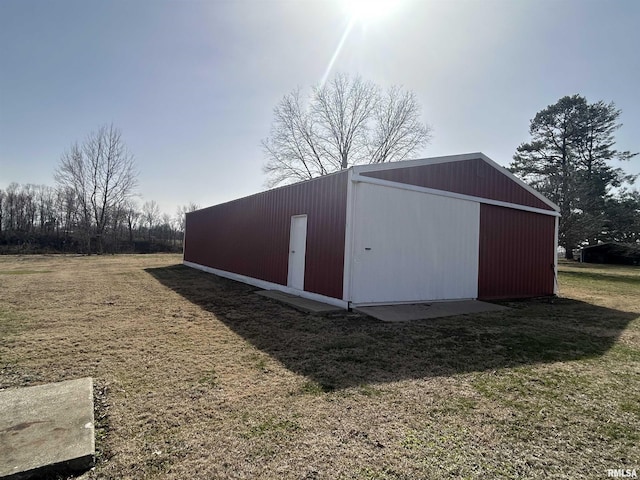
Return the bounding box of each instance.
[1,0,638,216]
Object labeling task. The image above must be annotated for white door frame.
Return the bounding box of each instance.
[287,214,308,290]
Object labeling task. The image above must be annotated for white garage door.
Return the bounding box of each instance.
[349,182,480,305]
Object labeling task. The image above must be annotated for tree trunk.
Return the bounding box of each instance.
[97,234,103,255]
[564,244,574,260]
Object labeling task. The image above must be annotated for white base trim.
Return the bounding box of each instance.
[183,260,349,309]
[351,297,477,307]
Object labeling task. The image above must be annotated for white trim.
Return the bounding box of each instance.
[182,225,186,259]
[352,152,487,174]
[342,168,356,305]
[554,215,559,295]
[352,297,476,308]
[352,152,560,213]
[352,174,561,217]
[183,260,349,309]
[478,154,560,212]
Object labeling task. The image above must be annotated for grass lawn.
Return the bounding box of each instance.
[0,255,638,479]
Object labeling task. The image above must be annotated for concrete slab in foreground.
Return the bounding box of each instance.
[256,290,343,314]
[0,377,94,480]
[355,300,509,322]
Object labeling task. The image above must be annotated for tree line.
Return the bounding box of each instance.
[0,182,198,254]
[1,125,198,254]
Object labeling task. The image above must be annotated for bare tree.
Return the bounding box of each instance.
[262,73,431,187]
[0,176,190,253]
[142,200,160,241]
[313,74,379,170]
[55,124,138,254]
[369,86,431,164]
[56,186,78,239]
[122,200,140,245]
[175,202,200,233]
[36,185,57,233]
[4,183,18,232]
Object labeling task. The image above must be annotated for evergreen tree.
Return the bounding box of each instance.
[511,95,636,258]
[604,191,640,243]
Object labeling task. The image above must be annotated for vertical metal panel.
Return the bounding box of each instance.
[478,204,556,299]
[360,158,554,211]
[184,171,348,300]
[350,182,480,304]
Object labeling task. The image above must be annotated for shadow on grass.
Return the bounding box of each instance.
[146,265,638,390]
[560,270,640,285]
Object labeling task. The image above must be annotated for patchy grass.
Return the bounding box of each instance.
[0,269,53,275]
[0,254,638,479]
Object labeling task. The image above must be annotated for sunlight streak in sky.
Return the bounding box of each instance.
[320,17,356,88]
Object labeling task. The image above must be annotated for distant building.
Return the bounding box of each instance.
[580,243,640,266]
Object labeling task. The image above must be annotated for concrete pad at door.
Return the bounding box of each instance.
[355,300,509,322]
[256,290,343,314]
[0,377,95,480]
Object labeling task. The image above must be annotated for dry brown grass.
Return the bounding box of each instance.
[0,254,638,479]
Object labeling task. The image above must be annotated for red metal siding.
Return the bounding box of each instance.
[478,204,555,299]
[361,158,554,211]
[184,171,348,300]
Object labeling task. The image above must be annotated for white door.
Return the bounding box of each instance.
[350,183,479,304]
[287,215,307,290]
